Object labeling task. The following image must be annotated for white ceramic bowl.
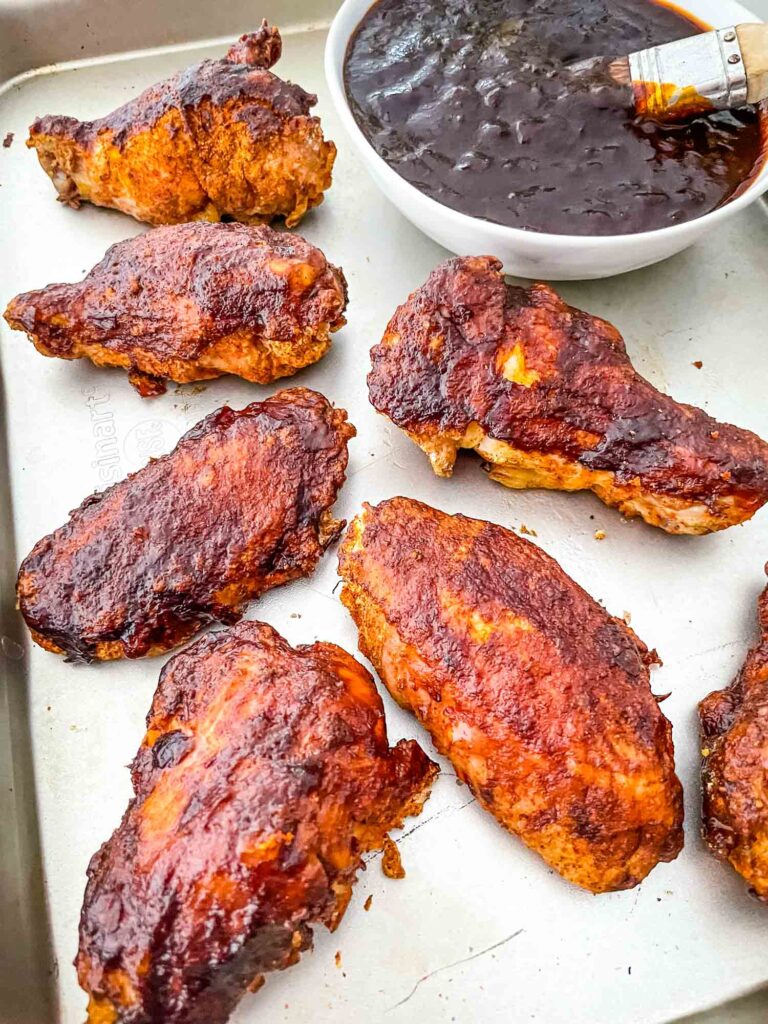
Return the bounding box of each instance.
[325,0,768,279]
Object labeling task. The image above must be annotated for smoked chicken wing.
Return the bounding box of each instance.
[4,222,347,396]
[338,497,684,893]
[28,23,335,226]
[77,620,438,1024]
[700,568,768,898]
[17,388,353,662]
[368,256,768,534]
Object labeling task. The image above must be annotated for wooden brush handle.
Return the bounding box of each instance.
[737,23,768,104]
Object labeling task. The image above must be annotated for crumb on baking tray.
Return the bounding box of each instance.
[381,836,405,879]
[2,132,13,148]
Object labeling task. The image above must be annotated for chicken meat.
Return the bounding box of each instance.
[27,22,335,227]
[17,388,353,661]
[368,256,768,534]
[338,496,684,893]
[4,222,347,396]
[700,567,768,899]
[77,620,438,1024]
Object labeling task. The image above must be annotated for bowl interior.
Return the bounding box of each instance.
[326,0,768,248]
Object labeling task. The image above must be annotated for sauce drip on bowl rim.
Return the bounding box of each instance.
[344,0,766,236]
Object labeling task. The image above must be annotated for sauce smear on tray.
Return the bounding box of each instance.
[344,0,765,235]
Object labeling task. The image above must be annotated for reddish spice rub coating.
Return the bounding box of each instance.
[4,222,348,396]
[76,620,438,1024]
[17,388,354,662]
[339,497,684,893]
[700,568,768,899]
[368,256,768,534]
[27,23,335,227]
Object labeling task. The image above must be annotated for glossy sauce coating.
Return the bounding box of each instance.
[28,24,336,227]
[77,621,438,1023]
[17,388,354,662]
[339,497,684,893]
[368,255,768,534]
[700,569,768,899]
[4,222,348,396]
[344,0,765,235]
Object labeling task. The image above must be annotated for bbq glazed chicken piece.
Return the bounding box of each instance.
[4,222,348,397]
[17,388,353,662]
[339,497,684,893]
[700,568,768,899]
[77,621,438,1024]
[27,23,335,227]
[369,256,768,535]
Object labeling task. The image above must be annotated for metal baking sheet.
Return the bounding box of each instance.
[2,2,768,1022]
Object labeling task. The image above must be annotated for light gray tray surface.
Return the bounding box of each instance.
[1,7,768,1023]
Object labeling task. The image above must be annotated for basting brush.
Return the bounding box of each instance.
[570,23,768,121]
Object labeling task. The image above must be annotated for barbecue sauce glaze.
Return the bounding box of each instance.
[344,0,765,235]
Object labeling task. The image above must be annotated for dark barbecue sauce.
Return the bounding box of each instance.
[344,0,766,235]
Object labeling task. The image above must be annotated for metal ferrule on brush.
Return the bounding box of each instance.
[628,27,748,119]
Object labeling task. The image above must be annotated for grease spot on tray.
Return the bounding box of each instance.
[1,636,24,660]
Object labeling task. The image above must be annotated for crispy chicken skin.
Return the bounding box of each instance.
[27,23,335,227]
[700,568,768,899]
[77,620,438,1024]
[368,256,768,535]
[17,388,354,662]
[4,222,348,397]
[338,497,684,893]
